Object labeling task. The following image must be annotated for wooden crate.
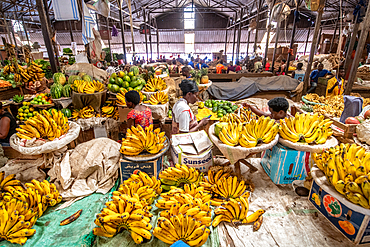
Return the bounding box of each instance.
[324,114,357,139]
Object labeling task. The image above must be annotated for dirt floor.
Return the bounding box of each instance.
[217,158,369,247]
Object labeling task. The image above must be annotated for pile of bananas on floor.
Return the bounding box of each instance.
[314,144,370,209]
[93,165,264,246]
[0,172,62,245]
[16,109,70,141]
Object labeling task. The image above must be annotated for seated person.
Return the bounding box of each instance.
[0,102,17,146]
[126,91,153,129]
[243,97,290,121]
[308,63,332,93]
[326,67,346,97]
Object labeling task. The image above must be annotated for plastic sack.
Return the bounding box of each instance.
[95,0,110,17]
[208,123,279,165]
[9,122,81,155]
[72,90,107,112]
[278,136,338,153]
[356,119,370,145]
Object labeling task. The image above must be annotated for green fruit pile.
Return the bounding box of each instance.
[17,102,36,122]
[107,69,146,93]
[30,95,51,105]
[205,100,238,118]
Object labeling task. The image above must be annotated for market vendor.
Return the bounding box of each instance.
[326,67,346,97]
[125,91,153,129]
[308,63,332,93]
[0,102,17,146]
[172,79,209,134]
[243,97,290,121]
[181,66,191,79]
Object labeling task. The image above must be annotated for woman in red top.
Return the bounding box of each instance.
[126,91,153,129]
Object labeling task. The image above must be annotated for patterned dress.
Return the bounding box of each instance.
[127,107,153,128]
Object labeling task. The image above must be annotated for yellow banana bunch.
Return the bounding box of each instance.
[159,185,212,209]
[218,122,242,146]
[147,91,169,105]
[212,198,265,227]
[120,125,166,156]
[154,214,211,247]
[279,113,333,144]
[16,109,69,141]
[0,173,22,202]
[72,80,105,94]
[25,180,62,209]
[93,194,153,244]
[159,164,202,188]
[0,201,37,245]
[72,106,96,119]
[101,101,119,120]
[28,62,45,82]
[124,171,162,195]
[239,116,279,148]
[314,143,370,208]
[200,168,233,193]
[144,77,167,92]
[212,176,249,200]
[116,181,158,205]
[116,89,145,106]
[219,112,250,124]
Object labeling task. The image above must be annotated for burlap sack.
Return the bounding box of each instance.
[72,90,107,112]
[278,136,338,153]
[142,102,169,124]
[64,63,109,82]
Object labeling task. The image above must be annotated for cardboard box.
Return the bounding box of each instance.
[118,105,131,122]
[170,131,213,172]
[260,143,311,184]
[309,177,370,245]
[119,156,163,182]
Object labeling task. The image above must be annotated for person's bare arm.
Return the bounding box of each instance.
[180,118,209,133]
[0,117,10,139]
[242,103,271,117]
[126,118,135,130]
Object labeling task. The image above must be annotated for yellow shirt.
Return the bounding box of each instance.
[326,77,344,97]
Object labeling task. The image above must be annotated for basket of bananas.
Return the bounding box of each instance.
[278,113,338,152]
[9,110,81,155]
[208,116,280,164]
[120,125,169,159]
[141,77,169,98]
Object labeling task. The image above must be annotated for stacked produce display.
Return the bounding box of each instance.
[313,144,370,209]
[16,109,70,140]
[0,172,62,245]
[143,78,167,92]
[107,66,146,93]
[72,80,105,94]
[146,91,169,105]
[16,102,35,122]
[72,106,97,119]
[205,100,238,118]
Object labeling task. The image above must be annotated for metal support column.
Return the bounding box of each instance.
[224,17,230,56]
[155,18,159,59]
[143,9,149,62]
[263,1,276,68]
[35,0,57,73]
[118,0,127,64]
[69,21,74,42]
[236,9,243,62]
[254,0,261,53]
[22,15,30,46]
[270,11,282,72]
[285,2,300,74]
[344,5,370,94]
[232,14,237,63]
[106,17,112,62]
[246,29,250,56]
[304,26,311,56]
[302,1,325,93]
[149,14,153,60]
